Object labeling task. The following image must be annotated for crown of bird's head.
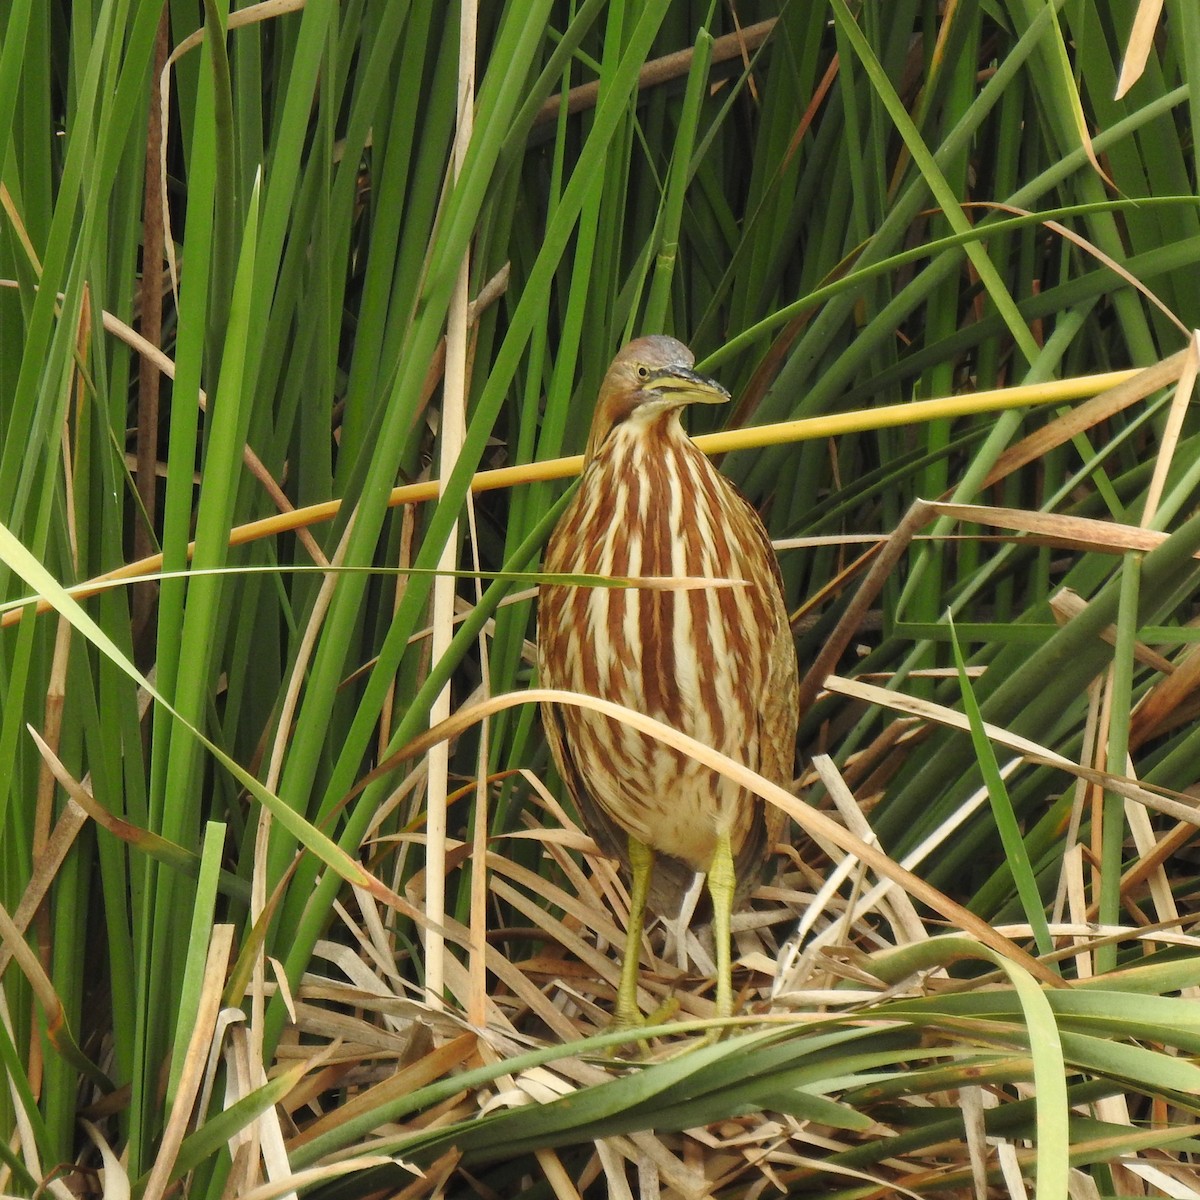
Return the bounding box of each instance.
[585,335,730,463]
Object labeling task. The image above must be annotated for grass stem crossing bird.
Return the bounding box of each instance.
[537,335,799,1026]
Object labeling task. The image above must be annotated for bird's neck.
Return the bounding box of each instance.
[586,406,690,467]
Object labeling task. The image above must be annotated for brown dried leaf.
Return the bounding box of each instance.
[1115,0,1165,99]
[978,350,1188,493]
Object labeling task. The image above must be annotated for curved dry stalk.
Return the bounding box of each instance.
[364,686,1063,987]
[534,18,778,124]
[824,675,1200,827]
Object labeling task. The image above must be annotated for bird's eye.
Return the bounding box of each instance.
[636,365,650,379]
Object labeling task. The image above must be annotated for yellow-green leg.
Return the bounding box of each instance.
[615,835,653,1028]
[707,829,736,1019]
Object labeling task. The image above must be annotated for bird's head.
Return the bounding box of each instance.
[584,335,729,463]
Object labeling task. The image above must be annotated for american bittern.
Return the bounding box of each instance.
[538,335,799,1026]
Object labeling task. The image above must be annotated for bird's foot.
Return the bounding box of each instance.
[604,995,680,1056]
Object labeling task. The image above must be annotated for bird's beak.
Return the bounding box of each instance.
[647,365,730,406]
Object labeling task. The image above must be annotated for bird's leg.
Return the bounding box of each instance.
[615,835,653,1029]
[707,829,736,1020]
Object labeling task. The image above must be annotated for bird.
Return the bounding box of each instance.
[537,334,799,1027]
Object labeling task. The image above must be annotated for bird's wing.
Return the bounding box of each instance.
[720,477,801,893]
[540,700,704,920]
[539,700,627,864]
[759,611,800,846]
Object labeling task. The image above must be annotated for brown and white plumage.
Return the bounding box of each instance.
[537,335,799,1023]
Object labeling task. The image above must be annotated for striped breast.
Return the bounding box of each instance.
[538,411,797,877]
